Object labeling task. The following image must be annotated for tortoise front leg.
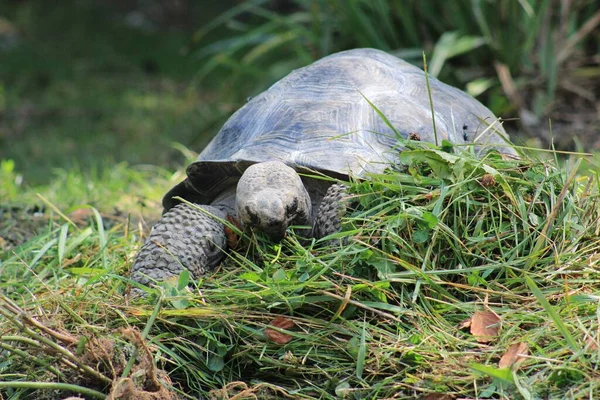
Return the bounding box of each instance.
[131,203,227,288]
[311,184,348,239]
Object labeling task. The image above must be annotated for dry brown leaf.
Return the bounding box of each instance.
[470,310,500,343]
[70,208,93,225]
[479,174,497,187]
[457,317,472,330]
[62,253,82,267]
[584,334,598,351]
[420,393,455,400]
[499,342,528,369]
[265,316,296,345]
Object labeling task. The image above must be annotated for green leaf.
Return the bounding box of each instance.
[240,272,262,282]
[177,269,190,291]
[207,355,225,372]
[398,150,454,179]
[466,77,496,97]
[421,212,439,229]
[471,363,514,384]
[335,381,351,397]
[346,337,360,358]
[1,159,14,174]
[272,268,287,282]
[413,229,429,244]
[169,297,190,310]
[363,253,396,278]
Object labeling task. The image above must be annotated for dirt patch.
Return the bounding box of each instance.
[0,205,49,250]
[105,328,181,400]
[66,328,181,399]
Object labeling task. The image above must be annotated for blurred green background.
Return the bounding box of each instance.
[0,0,598,185]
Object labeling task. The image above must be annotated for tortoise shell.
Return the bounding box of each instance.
[164,48,513,209]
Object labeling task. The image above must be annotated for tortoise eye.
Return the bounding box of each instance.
[462,124,469,141]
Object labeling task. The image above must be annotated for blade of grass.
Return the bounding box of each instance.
[90,207,107,269]
[525,158,581,270]
[36,194,77,229]
[422,52,438,146]
[356,318,367,379]
[429,31,485,77]
[525,274,581,353]
[27,238,57,272]
[0,382,106,399]
[191,0,270,43]
[57,223,69,266]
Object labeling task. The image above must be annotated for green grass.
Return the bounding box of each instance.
[1,143,599,399]
[0,1,235,184]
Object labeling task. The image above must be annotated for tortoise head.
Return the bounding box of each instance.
[235,161,312,241]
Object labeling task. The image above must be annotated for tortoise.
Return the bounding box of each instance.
[131,48,514,287]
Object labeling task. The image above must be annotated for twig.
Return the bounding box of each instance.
[0,304,111,384]
[319,290,401,322]
[0,340,65,379]
[557,11,600,64]
[0,382,106,399]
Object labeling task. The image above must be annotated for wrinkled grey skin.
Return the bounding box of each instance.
[131,48,515,289]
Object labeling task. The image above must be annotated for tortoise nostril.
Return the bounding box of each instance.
[285,197,298,216]
[245,206,260,226]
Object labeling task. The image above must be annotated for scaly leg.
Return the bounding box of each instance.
[131,203,227,287]
[311,184,348,239]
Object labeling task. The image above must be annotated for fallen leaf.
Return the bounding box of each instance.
[62,253,82,267]
[584,334,598,351]
[265,316,296,345]
[70,208,93,225]
[420,394,455,400]
[457,317,472,330]
[499,342,528,369]
[470,310,500,343]
[479,174,496,187]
